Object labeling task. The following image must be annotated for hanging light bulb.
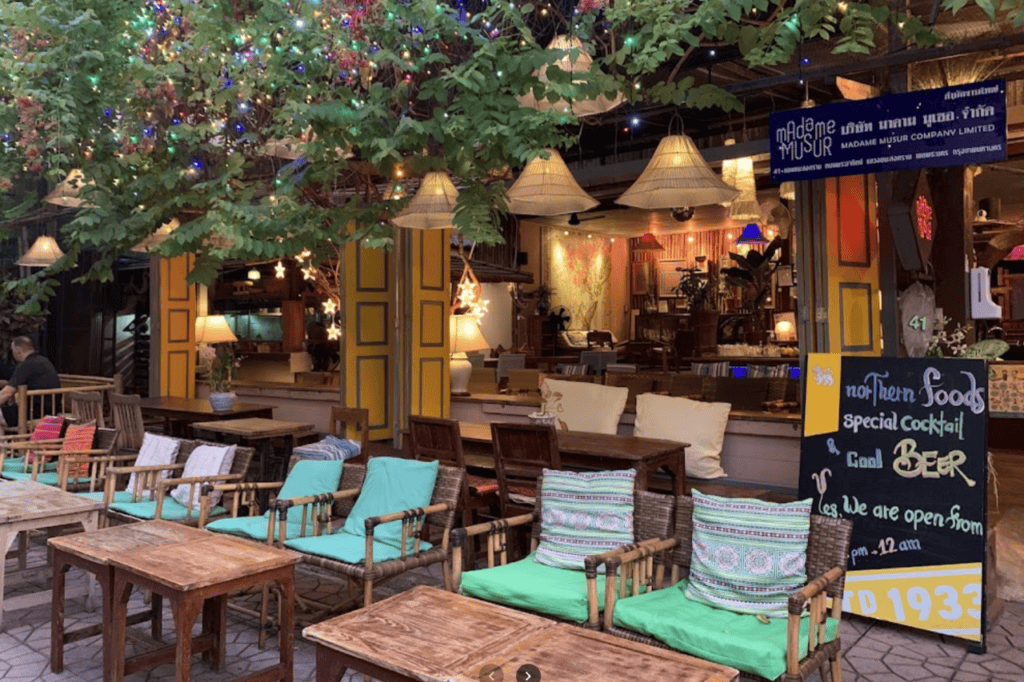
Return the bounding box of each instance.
[727,156,761,221]
[247,267,261,281]
[507,149,598,216]
[720,138,738,207]
[617,134,738,210]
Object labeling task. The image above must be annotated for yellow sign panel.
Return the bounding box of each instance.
[803,353,842,437]
[842,563,982,640]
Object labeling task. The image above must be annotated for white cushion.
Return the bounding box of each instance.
[170,444,235,510]
[634,393,730,479]
[126,433,182,500]
[541,378,628,435]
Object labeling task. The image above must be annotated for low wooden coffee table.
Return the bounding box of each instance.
[303,586,738,682]
[48,521,211,678]
[107,532,300,682]
[0,480,103,629]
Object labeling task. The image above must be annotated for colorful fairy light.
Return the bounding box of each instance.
[915,194,934,241]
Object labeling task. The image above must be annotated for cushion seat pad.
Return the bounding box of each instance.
[285,531,433,565]
[207,515,309,542]
[108,499,226,522]
[612,580,838,681]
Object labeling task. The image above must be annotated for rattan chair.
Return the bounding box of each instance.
[491,422,561,518]
[593,496,854,682]
[450,478,675,626]
[272,462,465,613]
[1,427,120,492]
[108,392,146,454]
[66,391,106,428]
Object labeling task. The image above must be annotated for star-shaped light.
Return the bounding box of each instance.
[322,298,338,315]
[302,265,316,281]
[296,248,312,263]
[274,260,286,279]
[326,323,341,341]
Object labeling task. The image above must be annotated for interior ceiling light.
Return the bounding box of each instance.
[670,207,695,222]
[391,171,460,229]
[634,232,665,252]
[736,223,770,245]
[516,35,624,118]
[507,148,598,216]
[727,156,761,221]
[617,134,739,210]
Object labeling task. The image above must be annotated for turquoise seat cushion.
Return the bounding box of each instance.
[207,515,312,542]
[1,471,61,485]
[612,580,839,681]
[2,456,58,473]
[285,530,433,564]
[277,459,344,500]
[341,457,438,551]
[109,499,226,522]
[78,490,133,504]
[461,554,612,623]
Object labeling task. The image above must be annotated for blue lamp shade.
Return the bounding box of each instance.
[736,223,769,245]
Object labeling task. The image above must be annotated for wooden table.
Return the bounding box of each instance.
[139,396,275,437]
[108,532,299,682]
[49,521,210,678]
[304,585,737,682]
[191,417,314,485]
[458,422,689,496]
[0,481,103,629]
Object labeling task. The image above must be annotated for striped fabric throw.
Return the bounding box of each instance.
[685,491,812,618]
[691,362,731,377]
[27,415,65,465]
[747,364,790,379]
[534,468,635,571]
[61,423,97,479]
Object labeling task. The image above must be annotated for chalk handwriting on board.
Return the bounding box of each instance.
[892,438,976,486]
[813,365,834,386]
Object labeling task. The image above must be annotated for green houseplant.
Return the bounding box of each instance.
[673,265,719,355]
[721,236,783,342]
[198,344,238,411]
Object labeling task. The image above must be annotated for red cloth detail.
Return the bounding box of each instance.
[62,424,97,479]
[27,416,65,465]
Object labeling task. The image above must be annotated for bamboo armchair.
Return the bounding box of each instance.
[66,391,106,428]
[108,392,146,454]
[273,462,464,613]
[592,496,854,682]
[450,478,675,626]
[103,440,256,527]
[0,427,121,491]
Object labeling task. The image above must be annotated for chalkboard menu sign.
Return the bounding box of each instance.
[799,355,988,643]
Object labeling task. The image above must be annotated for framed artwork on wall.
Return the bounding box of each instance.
[631,261,654,295]
[777,264,795,287]
[658,260,687,297]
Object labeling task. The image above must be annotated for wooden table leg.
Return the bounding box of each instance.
[50,552,70,673]
[0,527,10,630]
[316,643,348,682]
[152,592,163,641]
[278,570,295,682]
[202,595,227,670]
[171,593,203,682]
[110,569,133,682]
[673,450,686,496]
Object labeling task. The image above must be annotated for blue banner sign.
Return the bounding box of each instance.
[770,80,1006,182]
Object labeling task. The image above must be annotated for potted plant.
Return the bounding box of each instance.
[530,284,555,315]
[199,343,239,411]
[673,265,719,355]
[721,237,783,344]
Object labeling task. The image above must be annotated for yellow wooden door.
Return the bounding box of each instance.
[409,229,451,418]
[158,254,197,397]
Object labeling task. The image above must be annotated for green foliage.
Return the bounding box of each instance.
[0,274,49,355]
[721,237,783,313]
[672,268,718,312]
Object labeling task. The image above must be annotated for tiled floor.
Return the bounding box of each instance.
[2,534,1023,682]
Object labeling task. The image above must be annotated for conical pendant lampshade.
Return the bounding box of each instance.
[131,218,180,253]
[516,35,625,118]
[44,169,95,208]
[17,236,65,267]
[736,223,769,245]
[634,232,665,252]
[727,156,761,221]
[392,171,460,229]
[617,135,739,210]
[720,138,737,207]
[507,149,598,216]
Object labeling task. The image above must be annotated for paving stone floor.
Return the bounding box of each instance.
[2,532,1023,682]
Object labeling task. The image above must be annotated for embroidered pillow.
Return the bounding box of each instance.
[684,491,812,618]
[534,468,635,571]
[126,433,181,500]
[61,423,97,479]
[27,415,65,464]
[169,444,234,510]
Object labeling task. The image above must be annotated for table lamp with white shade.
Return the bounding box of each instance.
[195,315,238,344]
[450,314,490,395]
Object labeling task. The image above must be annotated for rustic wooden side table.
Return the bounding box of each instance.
[107,532,299,682]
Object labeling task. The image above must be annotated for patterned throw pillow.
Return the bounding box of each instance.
[685,491,812,618]
[61,423,97,479]
[27,415,66,465]
[534,468,635,571]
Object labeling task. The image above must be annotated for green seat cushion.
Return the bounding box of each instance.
[284,531,433,564]
[277,459,345,500]
[207,515,310,542]
[461,554,612,623]
[612,581,839,681]
[109,499,226,521]
[1,456,58,473]
[341,457,439,551]
[1,471,61,485]
[78,490,133,504]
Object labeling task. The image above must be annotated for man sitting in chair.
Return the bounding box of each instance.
[0,336,61,430]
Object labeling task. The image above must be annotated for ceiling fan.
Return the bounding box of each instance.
[567,212,607,225]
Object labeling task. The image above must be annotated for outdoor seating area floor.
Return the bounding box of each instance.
[2,535,1023,682]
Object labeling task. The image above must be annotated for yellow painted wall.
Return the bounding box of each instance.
[409,229,451,418]
[343,235,393,440]
[159,254,197,397]
[826,175,883,355]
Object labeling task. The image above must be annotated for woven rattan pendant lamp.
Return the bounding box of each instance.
[506,149,598,216]
[392,171,460,229]
[516,35,625,118]
[617,134,738,210]
[44,169,95,208]
[720,138,738,207]
[17,236,65,267]
[727,155,761,221]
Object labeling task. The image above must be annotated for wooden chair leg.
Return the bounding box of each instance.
[363,579,373,607]
[830,654,844,682]
[258,583,270,649]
